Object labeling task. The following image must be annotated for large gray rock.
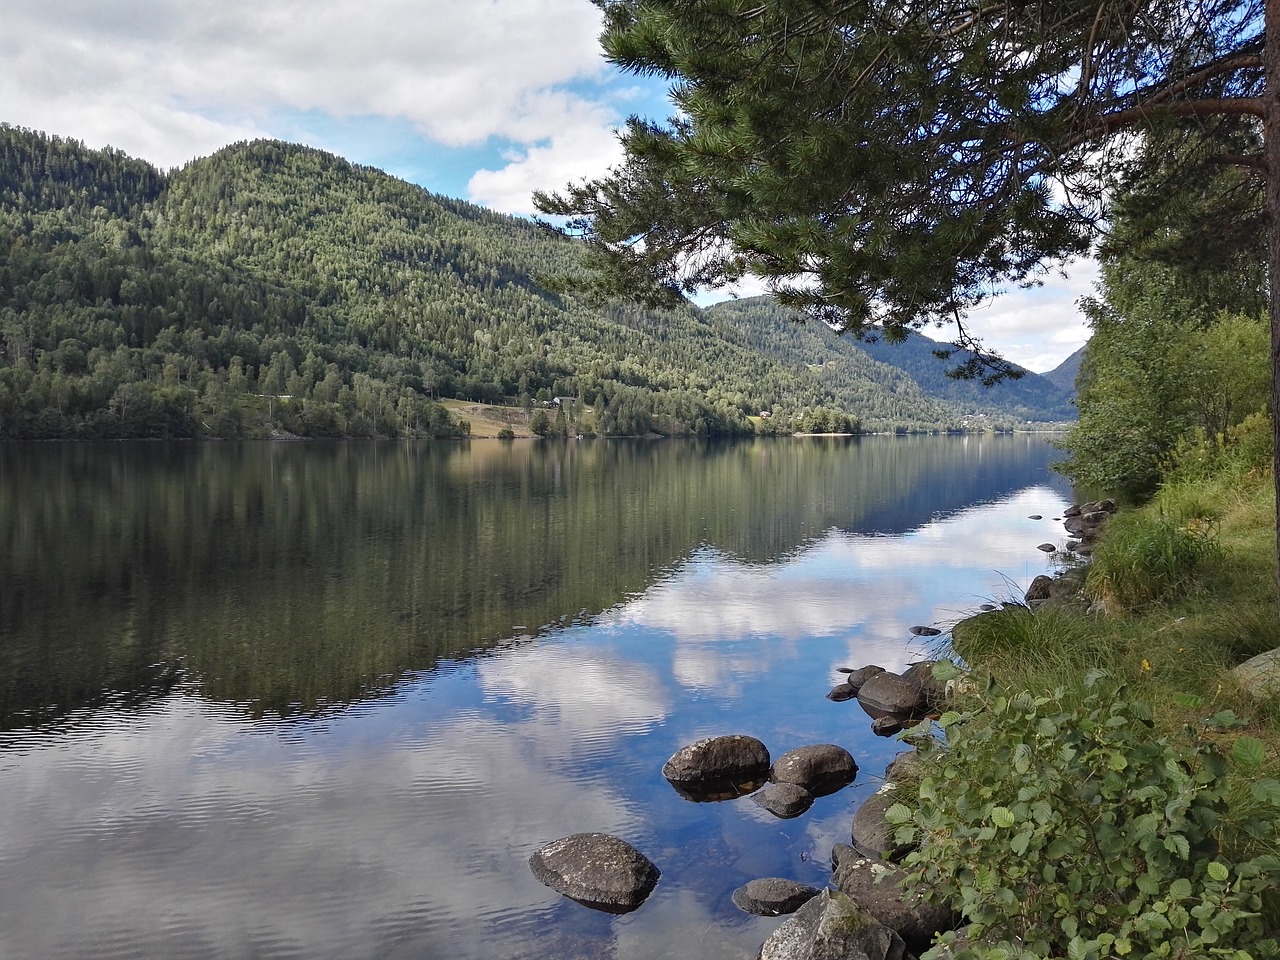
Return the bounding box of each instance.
[771,744,859,797]
[662,735,770,801]
[731,877,822,916]
[752,782,815,819]
[1232,648,1280,700]
[857,672,925,721]
[833,855,958,954]
[851,786,908,862]
[529,833,659,913]
[758,889,909,960]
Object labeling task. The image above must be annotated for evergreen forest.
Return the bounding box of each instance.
[0,124,1073,441]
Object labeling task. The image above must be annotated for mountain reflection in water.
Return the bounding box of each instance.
[0,436,1070,959]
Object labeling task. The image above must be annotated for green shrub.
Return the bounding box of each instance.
[1085,509,1223,613]
[497,427,515,440]
[1168,409,1273,487]
[892,668,1280,960]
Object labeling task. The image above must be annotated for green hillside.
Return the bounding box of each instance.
[0,125,1072,439]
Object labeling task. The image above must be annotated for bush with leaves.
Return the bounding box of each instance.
[889,667,1280,960]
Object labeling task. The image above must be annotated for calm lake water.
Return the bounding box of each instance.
[0,436,1070,960]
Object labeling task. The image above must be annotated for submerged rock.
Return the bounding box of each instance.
[529,833,659,913]
[771,744,858,796]
[752,782,815,819]
[827,683,857,702]
[662,734,770,801]
[731,877,822,916]
[908,625,942,637]
[870,716,904,737]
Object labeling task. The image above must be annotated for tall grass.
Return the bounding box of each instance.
[1084,507,1223,614]
[950,603,1119,678]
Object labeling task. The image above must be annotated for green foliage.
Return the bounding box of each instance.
[529,409,553,437]
[1057,132,1269,498]
[1085,509,1224,614]
[895,672,1280,960]
[1168,410,1275,488]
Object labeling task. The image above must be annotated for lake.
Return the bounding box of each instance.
[0,435,1071,959]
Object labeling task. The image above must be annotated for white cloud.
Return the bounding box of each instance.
[4,0,615,170]
[467,102,624,215]
[476,645,669,740]
[968,259,1099,372]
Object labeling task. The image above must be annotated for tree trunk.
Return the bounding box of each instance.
[1268,0,1280,593]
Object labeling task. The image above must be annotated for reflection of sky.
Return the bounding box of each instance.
[616,485,1070,677]
[0,483,1068,960]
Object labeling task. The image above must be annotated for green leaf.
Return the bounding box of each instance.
[1164,834,1191,860]
[1169,877,1192,899]
[938,711,963,728]
[1173,692,1205,709]
[1231,736,1267,770]
[884,802,914,825]
[990,806,1015,828]
[1252,778,1280,806]
[1206,861,1229,882]
[1204,709,1248,729]
[931,660,960,682]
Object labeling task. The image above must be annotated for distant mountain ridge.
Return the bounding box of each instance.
[1040,345,1087,397]
[0,124,1075,439]
[706,298,1076,422]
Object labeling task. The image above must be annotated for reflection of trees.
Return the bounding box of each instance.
[0,436,1062,726]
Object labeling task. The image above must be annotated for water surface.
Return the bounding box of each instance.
[0,436,1070,959]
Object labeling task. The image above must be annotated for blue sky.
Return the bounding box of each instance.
[3,0,1091,372]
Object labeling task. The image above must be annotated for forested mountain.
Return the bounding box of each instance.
[1041,345,1086,397]
[0,125,1073,440]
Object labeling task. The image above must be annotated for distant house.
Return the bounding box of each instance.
[759,410,772,419]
